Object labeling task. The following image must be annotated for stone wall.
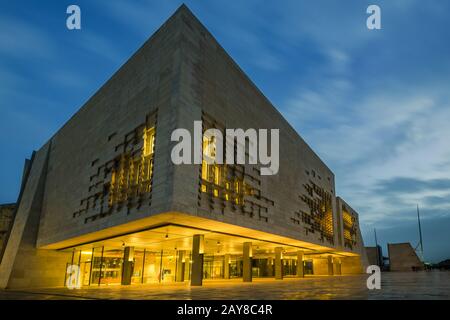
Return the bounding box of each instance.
[169,5,340,251]
[388,243,423,271]
[335,197,368,269]
[0,203,16,259]
[34,8,189,247]
[0,144,72,289]
[340,256,364,274]
[366,246,383,267]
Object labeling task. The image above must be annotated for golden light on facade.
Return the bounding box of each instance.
[198,236,205,254]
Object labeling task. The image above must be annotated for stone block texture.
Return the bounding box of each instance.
[388,243,424,272]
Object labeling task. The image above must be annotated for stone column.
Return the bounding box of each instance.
[121,247,135,285]
[176,250,186,282]
[236,257,242,276]
[243,242,252,282]
[296,251,304,278]
[327,255,334,276]
[334,258,342,275]
[267,257,274,277]
[275,247,283,280]
[191,235,204,286]
[224,254,230,279]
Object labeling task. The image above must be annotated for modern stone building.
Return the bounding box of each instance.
[0,5,367,289]
[0,203,16,258]
[366,245,384,268]
[388,243,423,272]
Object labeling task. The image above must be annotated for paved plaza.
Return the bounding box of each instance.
[0,271,449,300]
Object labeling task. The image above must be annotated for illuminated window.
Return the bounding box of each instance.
[141,126,155,189]
[201,160,209,181]
[213,166,220,185]
[202,132,222,186]
[343,207,357,248]
[199,123,254,207]
[234,181,240,193]
[143,127,155,157]
[108,126,156,207]
[203,136,216,161]
[299,181,334,244]
[109,171,116,206]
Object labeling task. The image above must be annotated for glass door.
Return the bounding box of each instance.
[203,255,224,279]
[99,248,123,285]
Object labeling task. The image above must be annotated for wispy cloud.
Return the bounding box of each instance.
[0,15,55,59]
[271,1,450,261]
[77,31,125,64]
[98,0,176,37]
[374,178,450,195]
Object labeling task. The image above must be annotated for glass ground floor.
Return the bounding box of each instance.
[63,224,355,287]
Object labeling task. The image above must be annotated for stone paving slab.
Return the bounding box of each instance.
[0,272,449,300]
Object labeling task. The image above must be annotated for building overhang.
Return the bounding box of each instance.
[39,211,359,257]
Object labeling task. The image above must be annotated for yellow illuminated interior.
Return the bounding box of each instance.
[300,181,334,245]
[143,127,155,157]
[342,207,357,249]
[200,132,253,206]
[61,221,360,288]
[109,126,155,207]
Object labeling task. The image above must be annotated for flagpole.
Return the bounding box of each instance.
[374,228,380,266]
[417,204,424,261]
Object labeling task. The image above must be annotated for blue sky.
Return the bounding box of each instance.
[1,1,449,263]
